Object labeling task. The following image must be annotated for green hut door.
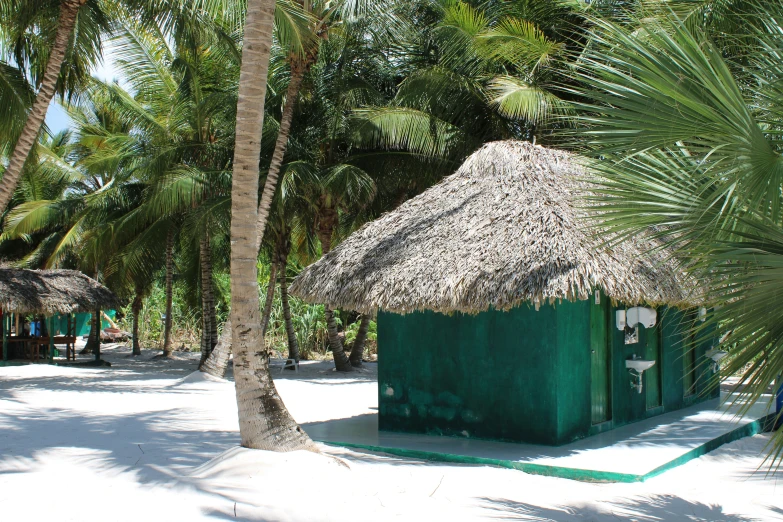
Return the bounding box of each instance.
[645,324,662,410]
[590,296,611,425]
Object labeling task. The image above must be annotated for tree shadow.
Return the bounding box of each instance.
[478,495,762,521]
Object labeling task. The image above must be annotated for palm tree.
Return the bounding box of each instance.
[228,0,313,451]
[162,229,175,355]
[0,0,182,213]
[0,0,94,213]
[348,313,371,367]
[104,10,241,363]
[568,2,783,460]
[352,0,581,167]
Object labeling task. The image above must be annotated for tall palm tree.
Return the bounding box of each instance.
[0,0,180,213]
[0,0,93,213]
[569,2,783,460]
[229,0,313,451]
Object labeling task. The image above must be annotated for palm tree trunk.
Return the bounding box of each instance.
[82,308,101,359]
[0,0,87,214]
[201,262,279,378]
[131,288,143,356]
[162,230,174,357]
[200,318,232,379]
[349,314,370,367]
[229,0,313,451]
[260,261,277,338]
[278,251,300,367]
[204,233,218,350]
[202,262,278,378]
[199,231,217,367]
[254,62,306,250]
[317,215,352,372]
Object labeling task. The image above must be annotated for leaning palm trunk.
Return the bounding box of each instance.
[228,0,313,451]
[207,62,302,377]
[131,288,143,356]
[213,56,307,378]
[317,217,352,372]
[200,318,233,379]
[254,63,306,249]
[162,230,174,356]
[349,314,371,367]
[0,0,87,214]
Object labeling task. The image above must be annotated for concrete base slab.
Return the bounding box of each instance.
[303,394,774,482]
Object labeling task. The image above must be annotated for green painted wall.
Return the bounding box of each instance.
[378,305,560,444]
[378,301,719,446]
[70,311,116,337]
[556,300,592,443]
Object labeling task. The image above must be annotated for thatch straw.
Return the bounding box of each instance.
[290,141,698,315]
[0,269,119,315]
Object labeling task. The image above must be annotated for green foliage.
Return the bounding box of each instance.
[569,0,783,463]
[344,317,376,344]
[116,277,202,350]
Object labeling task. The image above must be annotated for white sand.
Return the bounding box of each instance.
[1,344,781,521]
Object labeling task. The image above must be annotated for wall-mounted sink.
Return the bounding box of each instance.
[705,349,728,373]
[626,359,656,372]
[626,357,656,393]
[705,349,728,363]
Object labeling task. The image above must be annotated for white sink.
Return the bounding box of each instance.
[626,359,656,372]
[705,349,728,363]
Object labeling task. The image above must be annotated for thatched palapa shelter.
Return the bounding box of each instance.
[0,269,118,315]
[290,141,695,315]
[291,141,717,446]
[1,269,118,364]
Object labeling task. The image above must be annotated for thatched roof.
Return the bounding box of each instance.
[0,269,119,315]
[290,141,697,315]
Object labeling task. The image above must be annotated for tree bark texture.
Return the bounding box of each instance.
[254,62,306,250]
[199,231,218,367]
[0,0,87,214]
[162,230,174,356]
[202,261,278,378]
[200,318,232,379]
[317,211,352,372]
[260,261,277,338]
[131,287,143,356]
[277,239,300,367]
[88,308,101,360]
[349,314,371,367]
[229,0,314,451]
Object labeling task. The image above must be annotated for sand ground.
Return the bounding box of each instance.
[0,344,781,521]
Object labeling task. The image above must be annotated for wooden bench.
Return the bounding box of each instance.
[26,336,78,362]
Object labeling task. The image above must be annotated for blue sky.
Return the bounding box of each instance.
[44,56,118,134]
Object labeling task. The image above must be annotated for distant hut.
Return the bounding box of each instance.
[291,141,717,446]
[0,269,118,364]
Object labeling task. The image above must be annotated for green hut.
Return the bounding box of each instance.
[0,268,118,364]
[291,141,719,446]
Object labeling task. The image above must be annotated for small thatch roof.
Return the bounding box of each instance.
[290,141,697,315]
[0,269,119,315]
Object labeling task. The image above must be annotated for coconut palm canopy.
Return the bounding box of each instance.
[0,269,118,315]
[290,141,697,315]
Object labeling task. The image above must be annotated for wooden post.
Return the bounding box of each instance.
[2,311,8,362]
[48,316,55,364]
